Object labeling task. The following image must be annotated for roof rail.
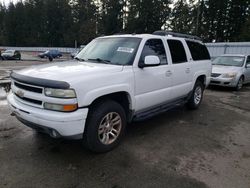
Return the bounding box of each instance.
[152,30,202,41]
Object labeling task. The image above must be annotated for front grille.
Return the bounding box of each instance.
[211,73,221,78]
[14,93,43,105]
[14,82,43,93]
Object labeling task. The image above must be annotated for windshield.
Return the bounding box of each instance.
[212,56,245,67]
[76,37,141,65]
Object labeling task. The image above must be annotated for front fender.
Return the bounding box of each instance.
[78,84,135,109]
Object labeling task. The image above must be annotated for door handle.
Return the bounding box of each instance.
[185,68,191,73]
[165,70,172,77]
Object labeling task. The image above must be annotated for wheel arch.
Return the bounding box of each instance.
[240,74,245,81]
[196,75,206,87]
[192,74,207,89]
[88,91,133,122]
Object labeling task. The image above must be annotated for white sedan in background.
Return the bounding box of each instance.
[210,54,250,90]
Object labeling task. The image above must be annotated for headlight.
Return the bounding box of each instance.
[222,72,237,78]
[44,88,76,98]
[44,102,78,112]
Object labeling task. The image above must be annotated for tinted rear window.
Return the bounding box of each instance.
[167,40,187,64]
[186,41,210,61]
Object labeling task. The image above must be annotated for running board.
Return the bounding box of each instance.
[133,98,187,122]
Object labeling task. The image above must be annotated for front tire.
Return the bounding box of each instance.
[235,76,244,91]
[83,100,126,153]
[187,80,204,110]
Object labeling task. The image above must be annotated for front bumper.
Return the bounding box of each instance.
[2,56,15,60]
[7,93,88,139]
[210,77,237,87]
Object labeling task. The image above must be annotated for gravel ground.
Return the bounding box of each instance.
[0,59,250,188]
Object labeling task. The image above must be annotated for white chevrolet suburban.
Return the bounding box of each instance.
[8,31,212,152]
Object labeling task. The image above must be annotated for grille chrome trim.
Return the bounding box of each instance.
[14,82,43,93]
[14,93,43,105]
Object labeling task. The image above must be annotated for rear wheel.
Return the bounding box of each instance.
[83,100,126,153]
[235,76,244,91]
[187,80,204,110]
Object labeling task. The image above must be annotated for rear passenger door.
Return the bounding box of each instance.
[167,39,192,99]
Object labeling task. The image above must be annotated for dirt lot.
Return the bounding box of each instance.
[0,58,250,188]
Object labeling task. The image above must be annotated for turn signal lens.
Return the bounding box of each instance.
[44,103,78,112]
[63,104,78,112]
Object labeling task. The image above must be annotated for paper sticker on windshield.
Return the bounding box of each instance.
[234,58,243,62]
[117,47,134,53]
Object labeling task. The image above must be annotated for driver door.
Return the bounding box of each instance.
[134,38,172,112]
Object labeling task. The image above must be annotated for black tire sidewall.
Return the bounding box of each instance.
[84,100,127,153]
[235,77,244,91]
[187,81,204,109]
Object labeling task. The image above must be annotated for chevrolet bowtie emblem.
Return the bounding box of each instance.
[16,90,24,98]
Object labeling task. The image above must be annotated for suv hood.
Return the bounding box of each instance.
[212,65,242,74]
[15,61,124,84]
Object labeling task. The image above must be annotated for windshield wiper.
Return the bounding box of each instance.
[74,57,86,61]
[87,58,111,64]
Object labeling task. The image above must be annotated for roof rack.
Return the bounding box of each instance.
[152,30,202,41]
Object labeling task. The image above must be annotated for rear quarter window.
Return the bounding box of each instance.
[186,41,210,61]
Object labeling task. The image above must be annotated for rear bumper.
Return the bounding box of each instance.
[7,93,88,139]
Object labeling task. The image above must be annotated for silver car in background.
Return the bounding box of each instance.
[210,54,250,90]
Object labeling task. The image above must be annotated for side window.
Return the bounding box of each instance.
[140,39,167,65]
[186,40,210,61]
[167,40,187,64]
[246,56,250,65]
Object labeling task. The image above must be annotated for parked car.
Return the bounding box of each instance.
[38,50,62,59]
[8,31,212,152]
[1,50,21,60]
[0,50,3,60]
[210,54,250,90]
[71,46,86,59]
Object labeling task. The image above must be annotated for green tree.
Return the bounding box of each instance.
[43,0,74,46]
[200,0,250,42]
[226,0,250,41]
[71,0,97,44]
[99,0,124,35]
[126,0,171,33]
[239,15,250,41]
[4,2,18,46]
[0,3,6,45]
[169,0,196,34]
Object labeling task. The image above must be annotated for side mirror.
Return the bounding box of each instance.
[139,55,160,68]
[246,64,250,68]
